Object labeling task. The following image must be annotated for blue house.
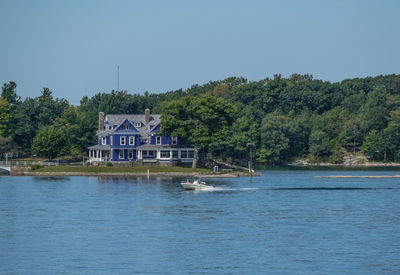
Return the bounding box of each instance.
[88,109,194,165]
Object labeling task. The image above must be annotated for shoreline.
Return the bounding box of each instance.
[16,171,260,178]
[315,175,400,178]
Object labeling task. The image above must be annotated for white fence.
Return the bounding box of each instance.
[0,161,86,166]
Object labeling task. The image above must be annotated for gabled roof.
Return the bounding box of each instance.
[100,114,161,138]
[106,114,161,128]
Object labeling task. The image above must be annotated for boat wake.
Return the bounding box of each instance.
[193,186,259,192]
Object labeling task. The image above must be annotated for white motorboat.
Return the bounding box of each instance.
[180,179,213,191]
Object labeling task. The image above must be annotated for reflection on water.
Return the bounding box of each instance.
[33,176,71,181]
[1,171,400,274]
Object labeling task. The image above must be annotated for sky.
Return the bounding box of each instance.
[0,0,399,105]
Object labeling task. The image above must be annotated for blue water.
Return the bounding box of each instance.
[1,170,400,274]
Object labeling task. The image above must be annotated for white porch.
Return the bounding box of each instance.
[88,145,112,163]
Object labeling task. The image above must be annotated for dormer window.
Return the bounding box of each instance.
[123,124,129,130]
[134,122,141,127]
[172,137,177,145]
[156,136,162,145]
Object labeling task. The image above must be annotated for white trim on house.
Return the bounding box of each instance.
[160,150,170,159]
[119,150,124,159]
[120,136,126,145]
[129,136,135,145]
[172,136,177,145]
[102,136,106,145]
[156,136,162,145]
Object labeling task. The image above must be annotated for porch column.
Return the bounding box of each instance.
[111,149,113,161]
[170,150,172,159]
[157,150,160,160]
[138,150,142,159]
[100,150,102,160]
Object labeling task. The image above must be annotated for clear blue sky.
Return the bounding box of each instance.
[1,0,399,105]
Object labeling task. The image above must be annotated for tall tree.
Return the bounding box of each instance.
[1,81,20,105]
[161,94,236,167]
[258,113,290,164]
[33,125,67,160]
[0,98,11,135]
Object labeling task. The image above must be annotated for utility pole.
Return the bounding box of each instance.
[247,143,255,177]
[117,65,120,92]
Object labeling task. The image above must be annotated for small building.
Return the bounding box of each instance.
[88,109,194,166]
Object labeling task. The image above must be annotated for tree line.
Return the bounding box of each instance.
[1,73,400,165]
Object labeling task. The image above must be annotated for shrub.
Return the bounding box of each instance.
[106,162,113,167]
[329,154,343,164]
[31,164,44,171]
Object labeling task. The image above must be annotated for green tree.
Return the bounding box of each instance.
[161,94,236,167]
[309,130,332,157]
[33,125,67,160]
[1,81,20,105]
[258,113,290,164]
[0,98,11,135]
[0,135,16,157]
[13,98,39,155]
[361,130,389,161]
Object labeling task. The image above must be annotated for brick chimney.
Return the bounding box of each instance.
[98,112,105,131]
[145,108,150,125]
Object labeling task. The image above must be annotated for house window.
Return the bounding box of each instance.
[188,151,194,158]
[160,150,170,158]
[172,137,177,145]
[142,150,148,157]
[119,150,124,159]
[181,150,187,158]
[110,136,113,145]
[120,136,126,145]
[172,150,178,158]
[134,122,141,127]
[156,136,162,145]
[149,150,155,156]
[129,136,135,145]
[128,149,133,159]
[102,137,106,145]
[123,124,130,130]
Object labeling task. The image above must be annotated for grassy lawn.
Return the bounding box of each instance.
[32,165,211,173]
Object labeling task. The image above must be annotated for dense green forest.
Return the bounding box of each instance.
[1,74,400,165]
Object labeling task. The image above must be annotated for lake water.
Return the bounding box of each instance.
[1,170,400,274]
